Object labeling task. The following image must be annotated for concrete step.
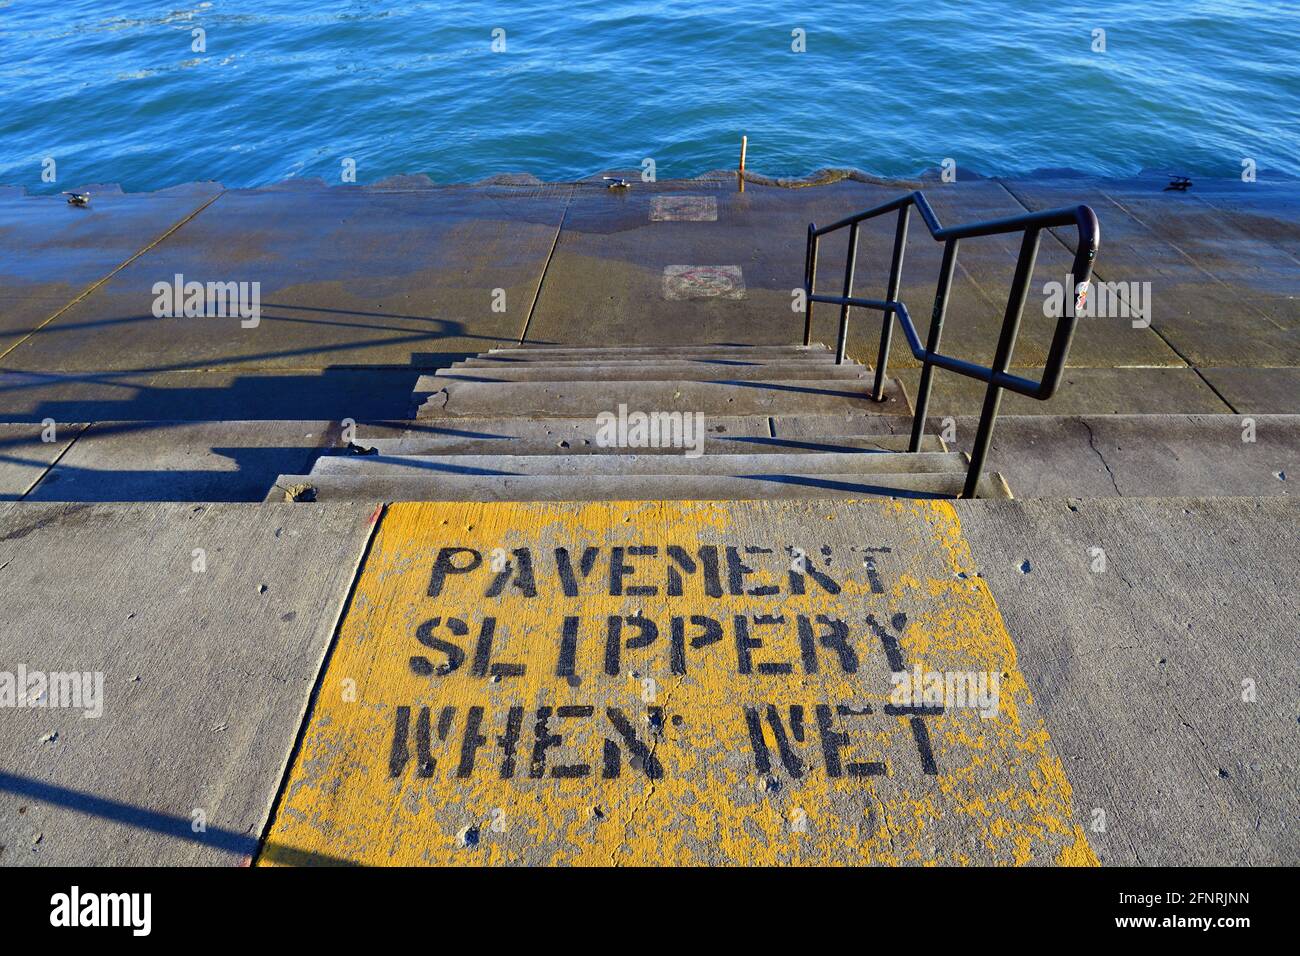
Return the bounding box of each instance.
[485,344,832,360]
[358,415,772,443]
[355,432,946,456]
[439,362,868,382]
[268,470,1012,503]
[310,450,967,478]
[413,377,911,419]
[465,353,844,367]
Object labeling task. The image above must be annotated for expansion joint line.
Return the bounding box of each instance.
[253,502,387,866]
[20,422,92,499]
[517,185,574,345]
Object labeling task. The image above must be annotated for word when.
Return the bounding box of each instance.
[387,700,941,781]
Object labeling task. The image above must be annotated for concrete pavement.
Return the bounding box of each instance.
[0,501,379,866]
[959,497,1300,865]
[2,171,1296,430]
[3,414,1295,504]
[0,494,1292,866]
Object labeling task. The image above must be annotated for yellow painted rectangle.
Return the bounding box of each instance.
[262,499,1096,866]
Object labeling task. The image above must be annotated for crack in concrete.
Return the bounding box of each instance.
[1079,419,1123,495]
[1169,698,1235,823]
[612,675,682,867]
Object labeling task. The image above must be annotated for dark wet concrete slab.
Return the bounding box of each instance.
[0,183,571,374]
[1002,175,1300,367]
[526,177,896,349]
[0,174,1292,422]
[526,176,1180,375]
[885,179,1181,371]
[0,183,222,354]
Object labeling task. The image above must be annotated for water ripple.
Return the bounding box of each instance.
[1,0,1296,190]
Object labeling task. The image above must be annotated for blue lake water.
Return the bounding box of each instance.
[2,0,1297,191]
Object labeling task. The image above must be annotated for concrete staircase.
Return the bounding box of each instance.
[269,344,1013,501]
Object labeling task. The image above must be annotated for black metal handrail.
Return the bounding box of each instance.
[803,190,1100,498]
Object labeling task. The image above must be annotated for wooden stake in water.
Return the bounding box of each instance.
[739,135,748,172]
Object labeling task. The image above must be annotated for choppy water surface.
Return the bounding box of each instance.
[2,0,1296,190]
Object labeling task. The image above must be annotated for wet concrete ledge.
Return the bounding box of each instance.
[0,170,1295,503]
[0,170,1295,426]
[2,171,1295,868]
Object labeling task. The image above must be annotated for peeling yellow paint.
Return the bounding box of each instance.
[261,498,1096,866]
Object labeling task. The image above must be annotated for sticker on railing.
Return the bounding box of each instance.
[261,499,1096,866]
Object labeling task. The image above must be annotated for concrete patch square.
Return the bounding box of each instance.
[663,265,745,301]
[650,196,719,222]
[526,179,899,347]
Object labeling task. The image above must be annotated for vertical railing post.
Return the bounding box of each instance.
[909,237,959,452]
[804,224,818,346]
[872,206,911,401]
[835,222,860,364]
[963,228,1042,498]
